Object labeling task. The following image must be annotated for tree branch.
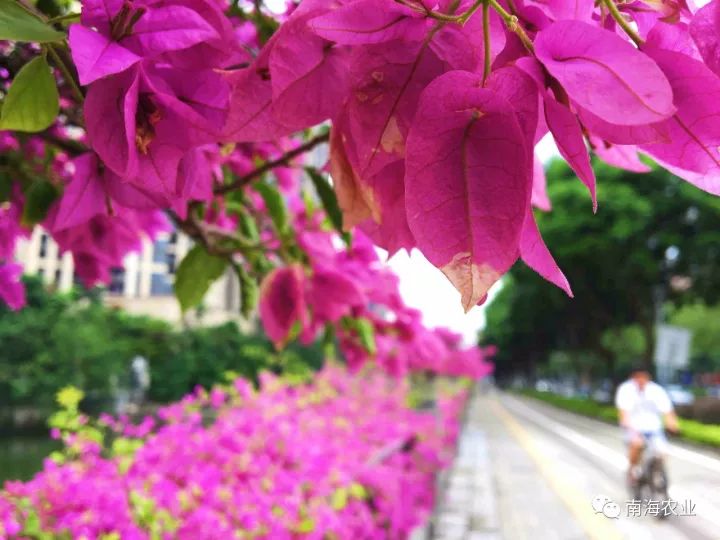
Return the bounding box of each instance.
[214,132,329,195]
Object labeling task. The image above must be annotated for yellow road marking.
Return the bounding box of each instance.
[490,399,624,540]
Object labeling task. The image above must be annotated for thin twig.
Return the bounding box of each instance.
[47,12,81,24]
[214,132,329,195]
[39,132,86,155]
[46,44,84,103]
[481,0,491,85]
[487,0,534,52]
[601,0,644,46]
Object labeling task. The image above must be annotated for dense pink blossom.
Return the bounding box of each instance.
[0,367,469,539]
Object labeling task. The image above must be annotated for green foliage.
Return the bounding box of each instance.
[174,245,228,312]
[306,166,344,234]
[483,161,720,380]
[254,181,290,238]
[0,276,324,410]
[234,262,259,318]
[0,0,65,42]
[0,55,59,132]
[354,317,377,355]
[669,302,720,372]
[21,178,59,226]
[341,316,377,356]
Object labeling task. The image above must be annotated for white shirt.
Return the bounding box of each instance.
[615,380,673,432]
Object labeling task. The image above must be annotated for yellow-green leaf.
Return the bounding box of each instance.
[0,0,65,42]
[0,56,59,132]
[174,245,228,312]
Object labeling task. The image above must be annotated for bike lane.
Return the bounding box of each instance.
[491,392,718,540]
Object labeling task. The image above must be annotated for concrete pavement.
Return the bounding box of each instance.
[420,388,720,540]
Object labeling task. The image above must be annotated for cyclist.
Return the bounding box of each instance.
[615,364,679,488]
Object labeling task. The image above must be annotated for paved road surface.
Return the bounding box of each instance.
[428,389,720,540]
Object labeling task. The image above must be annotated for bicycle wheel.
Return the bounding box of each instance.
[649,458,670,519]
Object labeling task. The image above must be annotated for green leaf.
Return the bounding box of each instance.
[21,179,59,226]
[0,173,12,203]
[238,210,260,242]
[305,167,344,233]
[349,482,368,499]
[331,487,349,511]
[174,245,228,312]
[0,0,65,42]
[235,263,259,318]
[0,56,59,132]
[294,517,315,534]
[354,317,377,355]
[254,181,289,237]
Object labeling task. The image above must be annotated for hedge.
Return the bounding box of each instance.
[517,389,720,448]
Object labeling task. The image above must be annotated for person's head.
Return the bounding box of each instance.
[629,363,651,389]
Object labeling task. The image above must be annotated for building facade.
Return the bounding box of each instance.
[15,229,245,327]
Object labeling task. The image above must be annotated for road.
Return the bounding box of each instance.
[473,391,720,540]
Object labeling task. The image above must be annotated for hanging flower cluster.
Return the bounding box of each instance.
[2,0,720,359]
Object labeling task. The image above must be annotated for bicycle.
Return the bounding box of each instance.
[627,431,671,519]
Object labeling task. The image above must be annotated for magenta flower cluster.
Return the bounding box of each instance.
[4,0,720,321]
[0,367,468,539]
[225,0,720,310]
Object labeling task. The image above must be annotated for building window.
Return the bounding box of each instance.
[152,238,168,264]
[39,234,48,258]
[150,272,173,296]
[108,267,125,294]
[54,269,62,286]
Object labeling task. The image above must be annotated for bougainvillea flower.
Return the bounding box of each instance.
[308,0,428,45]
[405,71,530,311]
[589,137,652,173]
[543,94,597,210]
[0,263,26,310]
[535,21,676,126]
[51,207,169,286]
[357,161,416,256]
[640,47,720,195]
[70,0,219,85]
[259,265,308,348]
[84,64,228,199]
[520,210,573,297]
[531,155,552,211]
[307,265,366,322]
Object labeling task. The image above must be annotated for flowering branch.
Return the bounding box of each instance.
[214,132,330,195]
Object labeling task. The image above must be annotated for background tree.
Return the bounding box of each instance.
[483,160,720,383]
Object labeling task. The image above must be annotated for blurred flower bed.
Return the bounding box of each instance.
[1,366,469,539]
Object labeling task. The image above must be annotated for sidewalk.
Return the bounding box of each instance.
[413,388,589,540]
[424,387,500,540]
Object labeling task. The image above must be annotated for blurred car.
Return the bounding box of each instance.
[665,384,695,406]
[592,388,612,404]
